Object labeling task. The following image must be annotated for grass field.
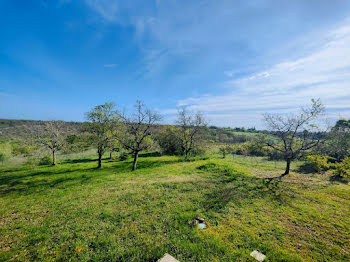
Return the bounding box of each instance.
[0,152,349,261]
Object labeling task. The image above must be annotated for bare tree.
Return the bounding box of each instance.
[119,101,161,171]
[263,99,325,177]
[176,108,207,160]
[38,121,68,165]
[85,102,119,168]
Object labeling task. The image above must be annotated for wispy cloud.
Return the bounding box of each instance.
[174,22,350,127]
[85,0,119,22]
[81,1,350,127]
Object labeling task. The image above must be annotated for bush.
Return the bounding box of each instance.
[304,155,334,173]
[0,142,12,162]
[246,141,269,157]
[219,145,233,158]
[232,142,268,157]
[333,157,350,179]
[190,147,206,157]
[0,152,5,165]
[25,156,39,167]
[268,150,284,161]
[119,152,129,161]
[11,143,33,156]
[234,144,249,156]
[39,155,52,166]
[156,126,182,155]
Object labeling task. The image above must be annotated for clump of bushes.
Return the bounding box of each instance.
[118,152,129,161]
[190,147,207,157]
[333,157,350,179]
[0,142,12,165]
[231,141,271,157]
[39,155,52,166]
[300,154,350,180]
[219,145,233,158]
[0,152,5,165]
[156,126,183,155]
[304,155,335,173]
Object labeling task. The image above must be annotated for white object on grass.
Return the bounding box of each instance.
[250,250,266,261]
[197,223,207,229]
[157,253,179,262]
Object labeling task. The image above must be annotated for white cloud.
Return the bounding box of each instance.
[172,22,350,127]
[85,0,118,22]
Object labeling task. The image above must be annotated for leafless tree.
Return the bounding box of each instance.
[176,108,207,160]
[119,101,161,171]
[263,99,325,177]
[37,121,69,165]
[85,102,119,168]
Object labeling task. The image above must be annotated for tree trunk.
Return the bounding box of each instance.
[109,152,112,159]
[132,151,139,171]
[52,150,56,166]
[283,159,291,176]
[184,149,190,160]
[97,153,102,168]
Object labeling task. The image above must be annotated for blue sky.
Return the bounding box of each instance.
[1,0,350,128]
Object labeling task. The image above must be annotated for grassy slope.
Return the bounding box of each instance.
[0,154,349,261]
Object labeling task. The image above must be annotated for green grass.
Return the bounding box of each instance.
[0,153,349,261]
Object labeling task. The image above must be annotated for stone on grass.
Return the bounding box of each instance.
[157,253,179,262]
[189,217,207,229]
[197,223,207,229]
[250,250,266,261]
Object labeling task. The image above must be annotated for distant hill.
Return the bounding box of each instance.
[0,119,261,143]
[0,119,83,139]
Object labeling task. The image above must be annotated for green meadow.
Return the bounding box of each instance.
[0,152,349,261]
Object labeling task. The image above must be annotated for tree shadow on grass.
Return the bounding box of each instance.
[203,176,285,212]
[0,157,180,196]
[329,175,349,184]
[138,152,162,157]
[61,158,96,164]
[197,163,289,212]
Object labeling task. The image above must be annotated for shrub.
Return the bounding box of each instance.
[305,155,334,173]
[156,126,182,155]
[219,145,233,158]
[25,156,39,167]
[119,152,129,161]
[190,147,206,157]
[11,143,33,156]
[333,157,350,179]
[234,144,249,156]
[246,141,269,156]
[0,152,5,165]
[268,150,284,161]
[0,142,12,160]
[39,155,52,166]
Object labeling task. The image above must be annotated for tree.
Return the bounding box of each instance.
[39,121,68,166]
[176,108,207,160]
[85,102,119,168]
[156,126,183,155]
[107,137,121,159]
[219,144,233,159]
[263,99,325,177]
[119,101,161,171]
[322,119,350,161]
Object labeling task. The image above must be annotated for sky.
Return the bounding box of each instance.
[1,0,350,128]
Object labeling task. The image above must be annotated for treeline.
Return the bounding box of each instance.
[1,99,349,179]
[0,101,208,170]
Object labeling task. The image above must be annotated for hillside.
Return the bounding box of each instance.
[0,119,259,144]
